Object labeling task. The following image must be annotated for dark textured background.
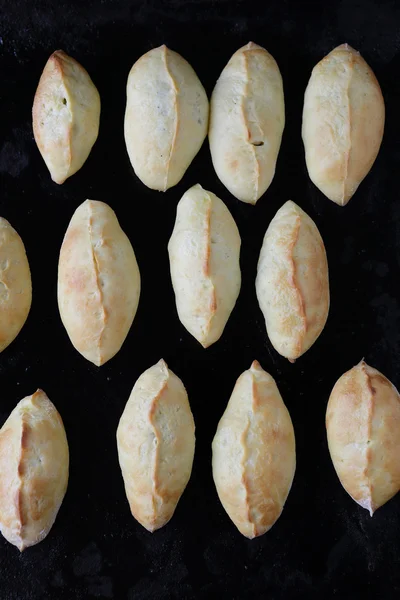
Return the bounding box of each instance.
[1,0,400,598]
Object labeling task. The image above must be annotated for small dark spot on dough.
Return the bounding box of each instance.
[62,98,67,105]
[252,141,264,147]
[371,386,377,394]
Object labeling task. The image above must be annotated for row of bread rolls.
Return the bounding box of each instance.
[32,44,384,207]
[0,188,329,364]
[58,189,329,363]
[0,188,329,363]
[2,359,399,550]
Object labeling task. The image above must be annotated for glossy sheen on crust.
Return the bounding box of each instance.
[57,200,141,366]
[302,44,385,206]
[209,42,285,204]
[256,201,329,361]
[212,361,295,538]
[32,50,100,184]
[168,184,241,348]
[0,218,32,353]
[0,390,69,551]
[117,359,195,532]
[124,45,209,191]
[326,361,400,515]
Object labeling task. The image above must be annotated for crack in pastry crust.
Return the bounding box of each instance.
[87,204,107,366]
[161,46,179,192]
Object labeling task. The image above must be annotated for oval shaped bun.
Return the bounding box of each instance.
[0,390,69,551]
[124,45,209,191]
[256,200,329,361]
[302,44,385,206]
[117,359,195,532]
[212,361,296,538]
[33,50,100,184]
[326,360,400,515]
[209,42,285,204]
[58,200,141,366]
[0,218,32,354]
[168,184,241,348]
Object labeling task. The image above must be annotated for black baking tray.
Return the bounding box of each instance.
[1,0,400,598]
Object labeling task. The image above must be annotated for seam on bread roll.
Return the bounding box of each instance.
[359,360,375,515]
[162,46,179,191]
[241,47,261,201]
[87,205,107,366]
[288,214,307,357]
[148,360,169,518]
[202,190,217,329]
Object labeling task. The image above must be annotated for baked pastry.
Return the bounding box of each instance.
[212,360,295,538]
[33,50,100,184]
[124,45,209,191]
[0,390,69,551]
[117,359,195,532]
[302,44,385,206]
[256,200,329,361]
[326,360,400,515]
[0,217,32,353]
[58,199,141,366]
[209,42,285,204]
[168,184,241,348]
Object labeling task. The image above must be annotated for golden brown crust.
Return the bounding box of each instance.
[326,361,400,515]
[117,360,195,532]
[212,360,296,538]
[256,201,329,361]
[0,390,69,551]
[57,200,141,366]
[32,49,100,184]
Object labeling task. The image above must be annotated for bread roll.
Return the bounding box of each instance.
[256,200,329,361]
[209,42,285,204]
[326,361,400,515]
[58,200,141,366]
[124,45,209,191]
[0,218,32,354]
[117,359,195,532]
[33,50,100,184]
[212,361,295,538]
[0,390,69,551]
[168,184,241,348]
[302,44,385,206]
